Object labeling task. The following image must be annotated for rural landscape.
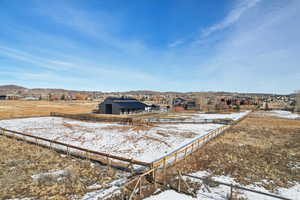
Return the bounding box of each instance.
[0,85,299,200]
[1,0,300,199]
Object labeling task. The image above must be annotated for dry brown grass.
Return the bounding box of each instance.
[0,100,98,120]
[166,113,300,191]
[0,136,127,200]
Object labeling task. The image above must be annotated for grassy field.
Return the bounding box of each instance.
[165,113,300,192]
[0,100,98,120]
[0,101,130,199]
[1,101,299,199]
[0,136,128,200]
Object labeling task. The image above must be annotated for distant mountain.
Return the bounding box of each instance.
[0,85,102,96]
[0,84,292,96]
[0,85,27,91]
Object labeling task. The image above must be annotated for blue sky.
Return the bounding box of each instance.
[0,0,299,94]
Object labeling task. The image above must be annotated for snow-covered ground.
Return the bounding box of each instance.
[145,171,300,200]
[145,190,195,200]
[267,110,300,119]
[148,111,250,123]
[81,178,127,200]
[0,117,223,163]
[190,111,250,121]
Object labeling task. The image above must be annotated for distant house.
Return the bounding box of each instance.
[6,94,22,100]
[172,97,197,110]
[99,97,148,114]
[0,95,7,100]
[21,96,40,101]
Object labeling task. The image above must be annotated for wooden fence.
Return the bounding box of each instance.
[50,112,133,123]
[0,111,253,200]
[151,125,229,169]
[182,173,292,200]
[0,128,150,170]
[150,111,252,169]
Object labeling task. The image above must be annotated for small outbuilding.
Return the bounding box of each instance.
[99,97,148,114]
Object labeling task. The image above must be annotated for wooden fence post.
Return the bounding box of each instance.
[152,167,157,189]
[163,157,167,186]
[230,184,233,200]
[191,143,194,153]
[139,176,142,198]
[178,171,181,192]
[66,146,69,156]
[129,178,140,200]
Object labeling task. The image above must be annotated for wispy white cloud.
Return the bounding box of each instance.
[33,2,148,56]
[0,0,299,93]
[168,39,184,48]
[201,0,262,37]
[195,0,300,93]
[0,46,74,71]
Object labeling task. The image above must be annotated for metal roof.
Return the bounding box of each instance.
[103,97,148,109]
[115,101,148,109]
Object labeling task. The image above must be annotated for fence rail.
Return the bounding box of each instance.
[151,125,229,169]
[0,111,253,200]
[0,127,150,169]
[183,174,292,200]
[50,112,133,123]
[148,118,233,124]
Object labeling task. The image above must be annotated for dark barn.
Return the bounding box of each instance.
[99,97,147,114]
[0,95,7,100]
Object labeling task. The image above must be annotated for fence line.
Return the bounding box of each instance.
[0,111,253,200]
[183,173,292,200]
[99,111,252,199]
[148,118,233,124]
[100,167,157,200]
[51,112,133,123]
[0,127,150,169]
[151,111,251,169]
[151,125,228,169]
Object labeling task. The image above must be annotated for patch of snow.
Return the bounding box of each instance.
[31,169,70,181]
[82,185,121,200]
[7,198,34,200]
[145,190,196,200]
[82,178,127,200]
[87,183,102,190]
[149,111,250,123]
[147,171,300,200]
[191,111,250,121]
[268,110,300,119]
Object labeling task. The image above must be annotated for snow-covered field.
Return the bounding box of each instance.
[267,110,300,119]
[0,111,249,164]
[145,171,300,200]
[191,111,250,121]
[148,111,250,123]
[0,117,223,163]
